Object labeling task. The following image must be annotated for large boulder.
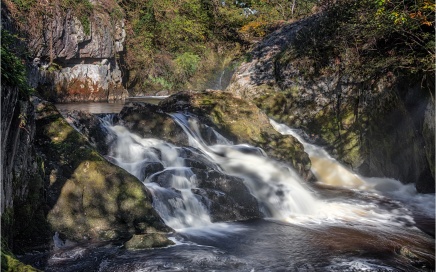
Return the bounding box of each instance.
[192,169,261,222]
[117,102,189,146]
[33,98,172,243]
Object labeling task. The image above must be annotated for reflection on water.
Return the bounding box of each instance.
[23,218,435,272]
[56,102,125,114]
[55,96,168,114]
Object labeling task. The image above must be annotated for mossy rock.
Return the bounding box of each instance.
[118,102,189,146]
[33,99,171,243]
[124,233,174,250]
[1,248,41,272]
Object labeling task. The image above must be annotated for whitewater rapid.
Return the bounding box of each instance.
[98,113,435,232]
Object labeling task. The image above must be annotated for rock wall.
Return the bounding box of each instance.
[5,2,128,102]
[1,86,41,248]
[227,16,435,193]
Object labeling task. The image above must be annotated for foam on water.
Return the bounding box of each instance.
[106,124,213,230]
[170,114,420,228]
[270,119,435,224]
[100,113,431,232]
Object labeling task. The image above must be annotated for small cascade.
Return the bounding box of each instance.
[96,112,430,230]
[105,124,213,230]
[171,113,322,219]
[206,66,235,90]
[270,119,366,189]
[270,119,435,218]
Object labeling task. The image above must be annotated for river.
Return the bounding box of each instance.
[24,101,434,271]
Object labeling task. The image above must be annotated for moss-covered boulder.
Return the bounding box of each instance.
[1,249,41,272]
[159,90,312,179]
[124,233,174,250]
[33,98,171,243]
[118,102,189,146]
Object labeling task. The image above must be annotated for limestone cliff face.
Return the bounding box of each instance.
[8,3,128,102]
[227,16,435,193]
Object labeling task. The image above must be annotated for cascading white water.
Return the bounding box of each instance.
[270,119,435,218]
[170,113,322,219]
[105,124,213,230]
[98,112,432,231]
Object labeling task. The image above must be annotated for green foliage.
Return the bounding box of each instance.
[122,0,320,94]
[175,52,201,79]
[1,29,33,95]
[287,0,435,81]
[65,0,94,35]
[80,15,91,35]
[149,76,174,90]
[11,0,36,11]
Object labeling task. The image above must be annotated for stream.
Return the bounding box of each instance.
[25,102,435,272]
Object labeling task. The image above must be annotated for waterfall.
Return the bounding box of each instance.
[106,124,213,230]
[269,119,366,189]
[270,119,435,218]
[170,113,322,219]
[96,112,431,231]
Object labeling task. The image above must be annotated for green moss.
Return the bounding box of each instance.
[1,249,41,272]
[1,29,33,95]
[35,101,170,243]
[124,233,174,250]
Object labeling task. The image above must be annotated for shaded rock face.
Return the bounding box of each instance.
[192,169,261,222]
[4,3,127,102]
[1,92,171,253]
[33,99,171,243]
[227,17,435,193]
[0,87,45,250]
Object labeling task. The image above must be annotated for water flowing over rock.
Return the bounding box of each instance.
[63,91,311,226]
[227,16,435,193]
[159,91,312,180]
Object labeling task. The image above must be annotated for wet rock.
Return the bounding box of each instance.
[65,110,113,155]
[140,162,165,181]
[148,168,194,188]
[118,102,189,146]
[192,169,262,222]
[124,233,174,250]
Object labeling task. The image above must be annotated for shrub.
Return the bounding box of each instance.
[1,29,32,95]
[175,52,201,79]
[288,0,435,82]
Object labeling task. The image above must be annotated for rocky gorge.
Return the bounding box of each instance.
[1,0,434,271]
[227,14,435,193]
